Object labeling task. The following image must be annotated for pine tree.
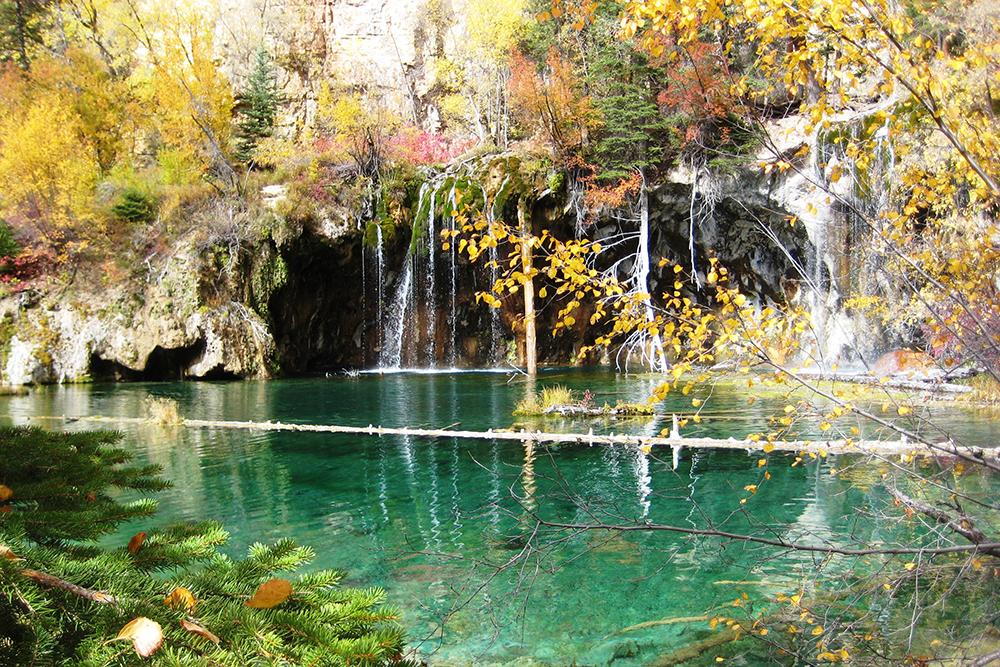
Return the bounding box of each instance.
[0,0,49,69]
[0,427,414,665]
[585,16,671,183]
[112,189,157,224]
[235,47,279,165]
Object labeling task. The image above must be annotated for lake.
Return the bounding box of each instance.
[2,369,997,665]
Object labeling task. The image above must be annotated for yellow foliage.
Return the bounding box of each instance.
[466,0,528,63]
[130,1,234,178]
[0,75,101,251]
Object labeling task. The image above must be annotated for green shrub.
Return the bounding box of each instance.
[514,385,575,415]
[112,188,157,224]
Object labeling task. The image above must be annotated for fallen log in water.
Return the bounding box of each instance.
[795,371,973,395]
[26,414,996,463]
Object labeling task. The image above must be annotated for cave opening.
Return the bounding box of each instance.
[88,341,237,382]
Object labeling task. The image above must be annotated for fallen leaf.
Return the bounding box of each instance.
[0,485,12,502]
[245,578,293,609]
[0,545,22,561]
[180,619,220,644]
[163,586,196,612]
[127,532,147,555]
[116,617,163,658]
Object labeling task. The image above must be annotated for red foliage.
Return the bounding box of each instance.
[583,171,642,210]
[657,41,731,119]
[508,48,597,160]
[656,41,736,150]
[0,247,56,287]
[387,128,473,166]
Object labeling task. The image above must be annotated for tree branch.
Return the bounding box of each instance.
[20,569,117,604]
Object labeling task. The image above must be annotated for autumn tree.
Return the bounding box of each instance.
[0,427,414,664]
[508,47,599,160]
[123,0,236,188]
[440,0,528,144]
[315,83,401,179]
[0,60,102,257]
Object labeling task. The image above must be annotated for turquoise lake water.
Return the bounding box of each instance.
[2,370,997,665]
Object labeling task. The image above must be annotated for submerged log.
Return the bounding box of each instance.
[26,414,996,462]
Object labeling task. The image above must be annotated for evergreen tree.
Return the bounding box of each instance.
[0,427,413,665]
[112,189,157,224]
[0,218,18,260]
[0,0,48,69]
[235,47,279,165]
[585,15,671,183]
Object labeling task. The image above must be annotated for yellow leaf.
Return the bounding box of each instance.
[0,485,12,502]
[897,406,911,416]
[246,578,293,609]
[115,617,163,658]
[762,443,775,453]
[904,562,916,571]
[163,586,197,612]
[812,625,824,636]
[539,286,548,299]
[180,619,220,644]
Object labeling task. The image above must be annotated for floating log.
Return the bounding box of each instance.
[25,414,996,462]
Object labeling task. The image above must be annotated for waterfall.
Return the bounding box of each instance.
[376,225,385,361]
[425,185,437,366]
[635,177,668,373]
[805,113,897,366]
[368,158,513,371]
[381,255,413,369]
[447,181,458,367]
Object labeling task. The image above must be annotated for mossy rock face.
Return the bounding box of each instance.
[249,247,288,321]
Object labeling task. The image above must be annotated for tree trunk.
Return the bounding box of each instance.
[518,197,537,376]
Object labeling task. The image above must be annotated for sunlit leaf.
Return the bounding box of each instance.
[115,617,163,658]
[245,578,293,609]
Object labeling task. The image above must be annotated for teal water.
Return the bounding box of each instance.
[2,370,997,665]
